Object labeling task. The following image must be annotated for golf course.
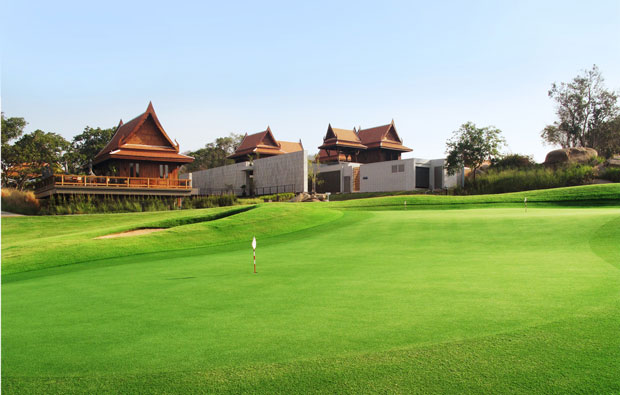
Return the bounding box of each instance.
[2,184,620,393]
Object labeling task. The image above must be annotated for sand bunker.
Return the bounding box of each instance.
[95,228,165,239]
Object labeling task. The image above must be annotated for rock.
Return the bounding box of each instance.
[605,155,620,168]
[544,147,598,165]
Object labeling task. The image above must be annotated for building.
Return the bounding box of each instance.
[35,103,195,199]
[318,120,412,164]
[228,126,303,163]
[189,127,307,196]
[189,120,463,197]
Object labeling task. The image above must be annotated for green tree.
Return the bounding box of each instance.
[593,115,620,158]
[1,113,28,186]
[307,153,322,193]
[445,122,505,184]
[68,126,116,173]
[541,65,619,153]
[5,130,70,190]
[182,133,244,173]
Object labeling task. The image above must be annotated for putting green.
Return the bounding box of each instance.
[2,191,620,393]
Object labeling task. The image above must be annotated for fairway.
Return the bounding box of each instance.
[2,187,620,393]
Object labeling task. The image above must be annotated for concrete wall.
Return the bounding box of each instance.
[359,159,415,192]
[316,162,359,193]
[190,161,249,195]
[253,150,308,195]
[356,158,461,193]
[189,150,307,196]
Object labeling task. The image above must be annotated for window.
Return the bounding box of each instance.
[160,164,169,178]
[392,165,397,173]
[398,164,405,172]
[130,163,140,177]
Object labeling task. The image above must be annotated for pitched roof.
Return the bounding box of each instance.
[278,140,303,153]
[357,120,412,152]
[93,102,193,165]
[318,149,348,162]
[318,124,367,150]
[228,127,303,159]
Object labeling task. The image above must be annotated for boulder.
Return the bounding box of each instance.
[544,147,598,166]
[605,155,620,168]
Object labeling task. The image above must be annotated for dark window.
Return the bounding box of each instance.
[129,163,134,177]
[392,165,397,173]
[398,164,405,172]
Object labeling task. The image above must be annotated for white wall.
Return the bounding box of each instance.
[359,159,415,192]
[190,150,308,196]
[253,150,308,194]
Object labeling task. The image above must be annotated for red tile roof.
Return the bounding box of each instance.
[278,140,304,153]
[228,127,303,160]
[357,120,412,152]
[93,102,193,165]
[318,124,367,150]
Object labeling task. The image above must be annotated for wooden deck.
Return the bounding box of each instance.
[35,174,193,198]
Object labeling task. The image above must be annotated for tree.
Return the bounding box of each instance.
[1,113,28,186]
[595,115,620,158]
[445,122,505,183]
[67,126,116,173]
[4,130,69,190]
[307,153,322,193]
[541,65,619,154]
[182,133,244,173]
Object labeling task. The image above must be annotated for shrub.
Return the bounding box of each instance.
[1,188,41,215]
[464,164,595,194]
[601,168,620,182]
[491,154,537,170]
[260,193,295,202]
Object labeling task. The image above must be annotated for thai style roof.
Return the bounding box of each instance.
[318,124,367,151]
[228,127,303,160]
[93,102,193,165]
[318,149,348,163]
[357,120,412,152]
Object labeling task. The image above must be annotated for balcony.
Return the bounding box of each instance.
[35,174,193,199]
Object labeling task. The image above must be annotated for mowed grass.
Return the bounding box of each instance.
[2,185,620,393]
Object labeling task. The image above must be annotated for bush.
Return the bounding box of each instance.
[260,193,295,202]
[1,188,40,215]
[491,154,537,170]
[601,168,620,182]
[184,194,237,209]
[464,164,596,194]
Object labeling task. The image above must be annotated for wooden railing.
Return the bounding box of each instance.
[37,174,191,190]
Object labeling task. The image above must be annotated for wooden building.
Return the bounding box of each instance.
[317,120,412,164]
[318,124,367,163]
[228,126,303,163]
[35,103,194,198]
[356,120,412,163]
[93,102,194,178]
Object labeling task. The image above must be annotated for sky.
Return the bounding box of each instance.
[2,0,619,162]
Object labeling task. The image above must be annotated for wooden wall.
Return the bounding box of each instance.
[125,116,171,147]
[95,160,180,179]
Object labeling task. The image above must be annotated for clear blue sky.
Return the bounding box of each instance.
[2,0,619,162]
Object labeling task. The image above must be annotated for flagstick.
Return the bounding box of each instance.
[252,236,257,274]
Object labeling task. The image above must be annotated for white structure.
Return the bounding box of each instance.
[189,150,308,196]
[314,158,460,194]
[188,150,463,196]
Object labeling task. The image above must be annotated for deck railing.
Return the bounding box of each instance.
[37,174,192,190]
